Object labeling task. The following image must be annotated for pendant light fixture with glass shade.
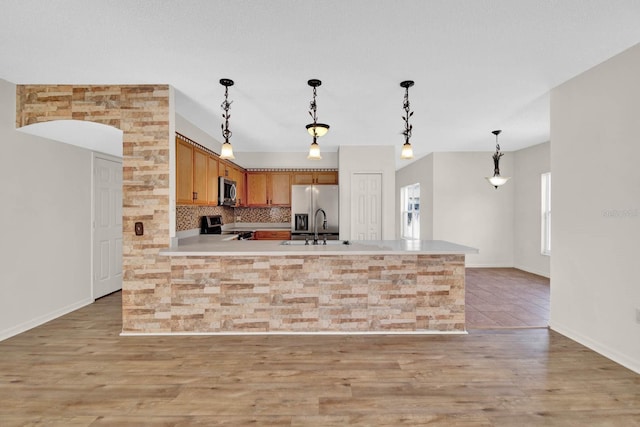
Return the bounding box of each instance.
[219,78,235,160]
[400,80,415,159]
[306,79,329,159]
[485,129,511,188]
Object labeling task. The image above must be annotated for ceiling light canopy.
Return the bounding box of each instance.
[306,79,329,159]
[219,78,235,160]
[400,80,415,160]
[485,130,510,189]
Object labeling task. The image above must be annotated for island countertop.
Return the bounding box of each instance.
[160,236,478,257]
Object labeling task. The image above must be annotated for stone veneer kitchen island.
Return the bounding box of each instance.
[137,238,477,335]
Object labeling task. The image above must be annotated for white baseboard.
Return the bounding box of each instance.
[121,330,469,337]
[465,263,513,268]
[513,264,550,278]
[0,297,94,342]
[549,321,640,374]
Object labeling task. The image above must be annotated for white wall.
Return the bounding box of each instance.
[432,152,514,267]
[176,113,339,170]
[0,78,93,341]
[550,43,640,373]
[395,144,553,273]
[395,154,434,240]
[176,112,224,154]
[513,142,551,277]
[234,151,338,169]
[338,146,396,240]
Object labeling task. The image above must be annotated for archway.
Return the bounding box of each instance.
[16,84,173,333]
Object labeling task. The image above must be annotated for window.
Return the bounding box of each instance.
[401,183,420,240]
[541,172,551,255]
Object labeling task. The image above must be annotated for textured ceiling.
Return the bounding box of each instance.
[2,1,640,167]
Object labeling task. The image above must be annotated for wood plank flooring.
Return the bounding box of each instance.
[466,268,550,329]
[1,276,639,426]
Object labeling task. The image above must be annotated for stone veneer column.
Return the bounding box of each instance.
[16,85,172,333]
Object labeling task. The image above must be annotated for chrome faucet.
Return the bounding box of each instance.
[313,208,327,245]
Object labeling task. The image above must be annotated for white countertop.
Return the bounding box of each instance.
[161,236,478,256]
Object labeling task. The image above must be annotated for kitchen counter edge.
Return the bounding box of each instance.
[160,238,478,257]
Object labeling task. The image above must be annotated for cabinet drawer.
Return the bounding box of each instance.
[254,230,291,240]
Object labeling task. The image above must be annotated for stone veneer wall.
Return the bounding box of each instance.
[169,254,465,332]
[16,85,171,333]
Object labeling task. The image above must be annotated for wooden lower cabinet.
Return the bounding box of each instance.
[253,230,291,240]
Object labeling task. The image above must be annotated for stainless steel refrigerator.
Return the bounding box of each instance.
[291,185,339,240]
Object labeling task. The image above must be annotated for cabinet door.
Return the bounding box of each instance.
[206,156,219,205]
[315,171,338,185]
[246,172,268,206]
[269,172,291,206]
[218,160,230,178]
[291,172,314,185]
[254,230,291,240]
[192,148,208,205]
[176,139,194,204]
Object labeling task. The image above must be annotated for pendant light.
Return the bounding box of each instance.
[400,80,415,159]
[485,130,510,188]
[219,78,235,160]
[306,79,329,159]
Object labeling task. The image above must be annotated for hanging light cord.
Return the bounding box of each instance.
[308,86,318,135]
[492,131,504,175]
[402,85,413,144]
[221,85,232,143]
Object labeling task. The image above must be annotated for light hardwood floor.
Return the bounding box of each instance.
[1,277,638,426]
[466,268,550,329]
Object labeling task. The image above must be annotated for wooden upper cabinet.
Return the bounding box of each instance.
[206,156,219,205]
[177,136,333,207]
[246,172,268,206]
[218,160,230,178]
[291,172,314,185]
[229,165,246,207]
[246,172,291,206]
[176,138,194,204]
[269,172,291,205]
[291,171,338,185]
[315,171,338,184]
[192,148,208,205]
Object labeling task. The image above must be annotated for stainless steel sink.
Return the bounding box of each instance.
[280,240,351,246]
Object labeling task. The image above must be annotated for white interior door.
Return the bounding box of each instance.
[351,173,382,240]
[93,155,123,298]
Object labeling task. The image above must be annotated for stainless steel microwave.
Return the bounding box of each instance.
[218,176,237,206]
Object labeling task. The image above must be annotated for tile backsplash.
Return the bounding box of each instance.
[176,205,291,231]
[235,207,291,224]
